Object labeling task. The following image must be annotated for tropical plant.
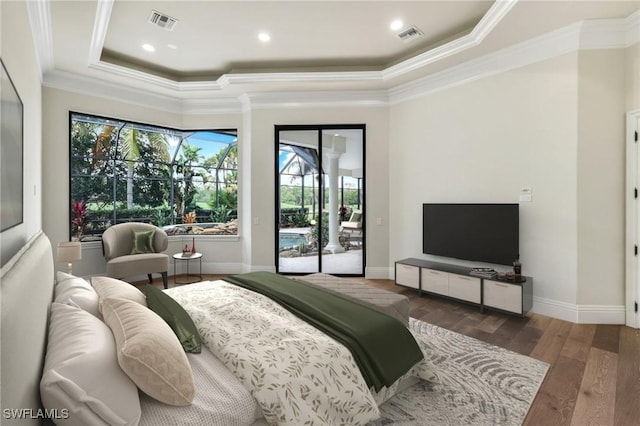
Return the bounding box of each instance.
[310,213,329,249]
[211,206,233,223]
[292,212,310,227]
[92,125,170,210]
[175,143,204,218]
[71,201,88,238]
[151,208,171,228]
[184,211,197,224]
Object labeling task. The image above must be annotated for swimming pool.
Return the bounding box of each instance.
[279,233,308,248]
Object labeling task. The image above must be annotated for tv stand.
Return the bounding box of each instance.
[394,258,533,316]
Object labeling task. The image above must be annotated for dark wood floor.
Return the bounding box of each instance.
[154,274,640,426]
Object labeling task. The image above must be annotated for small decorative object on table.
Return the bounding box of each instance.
[191,237,196,254]
[513,254,522,280]
[182,244,191,257]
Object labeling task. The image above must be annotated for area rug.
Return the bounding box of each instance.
[373,318,549,426]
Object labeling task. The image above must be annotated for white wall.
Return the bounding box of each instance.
[0,0,43,266]
[576,49,626,307]
[242,105,390,276]
[41,86,244,276]
[625,43,640,111]
[389,53,580,312]
[41,87,391,277]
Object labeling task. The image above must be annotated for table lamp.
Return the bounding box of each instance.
[56,241,82,274]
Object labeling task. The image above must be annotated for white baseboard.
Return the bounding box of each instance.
[576,304,626,324]
[202,262,245,275]
[244,264,277,273]
[182,267,628,324]
[365,266,394,279]
[531,296,625,324]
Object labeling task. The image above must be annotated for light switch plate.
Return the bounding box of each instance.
[519,187,532,202]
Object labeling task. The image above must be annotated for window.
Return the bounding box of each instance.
[69,112,238,241]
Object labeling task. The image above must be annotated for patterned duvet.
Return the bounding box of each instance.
[166,280,434,425]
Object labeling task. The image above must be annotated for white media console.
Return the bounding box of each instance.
[395,258,533,316]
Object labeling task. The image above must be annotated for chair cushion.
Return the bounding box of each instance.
[144,284,202,353]
[106,253,169,280]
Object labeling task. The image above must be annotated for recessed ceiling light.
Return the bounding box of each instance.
[390,19,403,31]
[258,32,271,42]
[142,43,155,52]
[167,44,177,50]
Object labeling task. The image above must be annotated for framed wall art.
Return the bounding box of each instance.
[0,58,24,232]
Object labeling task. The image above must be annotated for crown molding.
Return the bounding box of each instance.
[579,14,636,50]
[88,0,112,65]
[218,71,383,89]
[241,91,389,110]
[625,10,640,46]
[382,0,518,80]
[81,0,516,94]
[43,68,242,114]
[43,69,185,113]
[26,0,54,81]
[182,97,243,115]
[389,22,582,104]
[389,11,640,105]
[33,0,639,112]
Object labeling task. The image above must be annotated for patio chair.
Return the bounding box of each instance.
[341,209,363,235]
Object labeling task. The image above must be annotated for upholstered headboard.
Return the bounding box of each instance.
[1,231,55,425]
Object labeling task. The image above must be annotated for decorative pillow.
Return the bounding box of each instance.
[144,284,202,353]
[55,271,101,319]
[91,276,147,313]
[101,297,195,406]
[131,229,155,254]
[41,303,141,426]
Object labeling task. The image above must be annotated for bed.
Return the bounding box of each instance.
[0,231,432,425]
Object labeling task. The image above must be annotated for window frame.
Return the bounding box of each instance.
[68,111,238,241]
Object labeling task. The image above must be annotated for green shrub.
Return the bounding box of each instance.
[310,212,329,249]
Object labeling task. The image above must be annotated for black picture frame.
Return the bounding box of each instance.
[0,58,24,232]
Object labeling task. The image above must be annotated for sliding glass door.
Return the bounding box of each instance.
[275,125,365,276]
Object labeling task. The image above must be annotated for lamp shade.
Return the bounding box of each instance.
[56,241,82,263]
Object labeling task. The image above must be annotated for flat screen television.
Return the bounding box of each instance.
[422,203,519,266]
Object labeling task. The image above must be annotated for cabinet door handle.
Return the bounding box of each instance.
[457,276,470,281]
[493,283,509,288]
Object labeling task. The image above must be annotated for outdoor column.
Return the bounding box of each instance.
[322,135,346,254]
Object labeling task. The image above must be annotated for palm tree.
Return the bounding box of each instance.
[175,143,203,218]
[121,129,170,209]
[93,125,170,210]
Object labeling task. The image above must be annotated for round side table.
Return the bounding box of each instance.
[173,252,203,284]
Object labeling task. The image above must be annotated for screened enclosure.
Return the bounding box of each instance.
[69,112,238,241]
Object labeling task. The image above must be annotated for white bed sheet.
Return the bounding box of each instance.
[139,344,263,426]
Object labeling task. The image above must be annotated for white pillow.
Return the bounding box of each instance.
[41,303,141,426]
[55,271,101,319]
[91,276,147,313]
[101,297,195,406]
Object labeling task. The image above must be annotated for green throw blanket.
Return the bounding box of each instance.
[225,271,424,392]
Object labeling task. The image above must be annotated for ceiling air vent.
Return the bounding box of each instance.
[148,10,178,31]
[396,25,423,42]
